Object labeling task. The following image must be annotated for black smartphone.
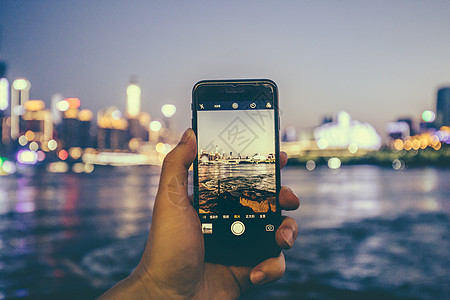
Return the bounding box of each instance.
[192,79,282,266]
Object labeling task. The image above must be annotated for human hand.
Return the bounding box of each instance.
[100,128,300,299]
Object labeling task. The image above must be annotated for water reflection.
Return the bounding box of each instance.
[0,165,448,299]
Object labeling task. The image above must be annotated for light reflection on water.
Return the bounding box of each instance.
[0,165,448,299]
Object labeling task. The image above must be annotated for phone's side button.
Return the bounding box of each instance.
[231,221,245,236]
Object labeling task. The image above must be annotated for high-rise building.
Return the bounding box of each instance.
[126,80,141,119]
[10,78,31,139]
[436,87,450,127]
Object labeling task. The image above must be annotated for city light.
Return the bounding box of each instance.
[47,162,69,173]
[150,120,162,131]
[348,143,358,154]
[29,142,39,152]
[392,159,405,171]
[57,100,69,111]
[18,135,28,146]
[47,139,57,151]
[161,104,176,118]
[127,83,141,118]
[12,78,30,91]
[17,150,38,164]
[1,160,16,174]
[422,110,435,123]
[328,157,341,169]
[25,100,45,111]
[314,111,381,150]
[0,78,8,110]
[25,130,35,141]
[66,98,81,109]
[306,160,316,171]
[111,109,122,120]
[79,109,93,121]
[58,150,69,160]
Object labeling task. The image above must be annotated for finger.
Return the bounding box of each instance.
[275,216,298,249]
[279,186,300,210]
[250,252,286,285]
[280,151,288,169]
[156,128,197,208]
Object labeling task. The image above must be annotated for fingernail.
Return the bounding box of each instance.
[281,229,294,248]
[251,270,265,285]
[179,129,191,143]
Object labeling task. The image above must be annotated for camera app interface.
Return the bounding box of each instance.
[197,100,276,222]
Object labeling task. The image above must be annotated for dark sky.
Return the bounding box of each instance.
[1,0,449,134]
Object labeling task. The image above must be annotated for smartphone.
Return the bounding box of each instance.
[192,79,282,266]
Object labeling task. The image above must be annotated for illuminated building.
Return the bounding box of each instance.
[0,62,8,153]
[10,78,31,140]
[0,78,8,111]
[386,119,411,140]
[126,81,141,118]
[314,111,381,150]
[51,94,64,125]
[20,100,53,151]
[97,107,129,150]
[58,98,94,150]
[436,87,450,127]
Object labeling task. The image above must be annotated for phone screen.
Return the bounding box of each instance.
[197,106,277,220]
[193,80,281,265]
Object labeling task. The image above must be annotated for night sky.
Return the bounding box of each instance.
[1,0,449,134]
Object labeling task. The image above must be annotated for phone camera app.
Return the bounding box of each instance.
[265,224,274,232]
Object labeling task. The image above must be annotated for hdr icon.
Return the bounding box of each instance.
[265,224,274,232]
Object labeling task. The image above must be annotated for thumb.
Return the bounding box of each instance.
[156,128,197,209]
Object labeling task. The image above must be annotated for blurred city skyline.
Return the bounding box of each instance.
[1,0,450,134]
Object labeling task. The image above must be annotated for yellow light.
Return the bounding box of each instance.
[12,78,30,90]
[161,104,176,118]
[127,84,141,118]
[0,78,8,110]
[129,138,140,150]
[48,139,58,151]
[47,162,69,173]
[411,139,420,150]
[432,142,441,151]
[150,120,162,132]
[419,137,428,149]
[404,140,412,150]
[84,163,94,173]
[72,163,85,173]
[25,130,35,141]
[24,100,45,111]
[393,139,404,151]
[69,147,82,159]
[79,109,93,121]
[64,109,78,119]
[155,142,165,153]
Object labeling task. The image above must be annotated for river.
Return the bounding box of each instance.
[0,165,448,299]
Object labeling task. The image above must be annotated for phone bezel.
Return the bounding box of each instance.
[192,79,282,266]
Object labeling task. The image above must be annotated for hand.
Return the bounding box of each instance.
[100,128,300,299]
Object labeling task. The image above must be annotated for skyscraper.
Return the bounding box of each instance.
[126,80,141,119]
[436,87,450,127]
